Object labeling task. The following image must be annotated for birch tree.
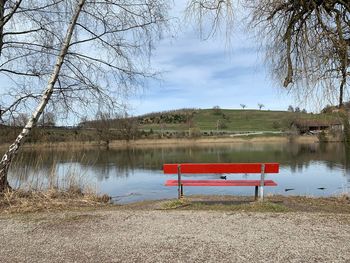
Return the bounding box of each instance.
[0,0,169,192]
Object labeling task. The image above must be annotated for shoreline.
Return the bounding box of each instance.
[0,135,319,150]
[1,193,350,215]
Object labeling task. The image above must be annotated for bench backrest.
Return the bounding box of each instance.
[163,163,279,174]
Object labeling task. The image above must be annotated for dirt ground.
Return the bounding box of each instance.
[1,202,350,263]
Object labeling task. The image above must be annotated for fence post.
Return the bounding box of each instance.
[260,164,265,201]
[177,164,182,199]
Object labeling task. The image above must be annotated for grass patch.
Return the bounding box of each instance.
[188,201,289,212]
[159,196,289,212]
[161,198,191,210]
[154,195,350,213]
[186,194,350,213]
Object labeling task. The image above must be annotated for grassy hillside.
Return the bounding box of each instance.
[0,108,342,144]
[138,108,339,132]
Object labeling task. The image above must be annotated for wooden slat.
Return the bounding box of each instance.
[164,179,277,187]
[163,163,279,174]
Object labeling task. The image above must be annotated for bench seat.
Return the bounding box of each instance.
[165,179,277,187]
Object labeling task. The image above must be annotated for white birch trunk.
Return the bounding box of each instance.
[0,0,5,57]
[0,0,86,192]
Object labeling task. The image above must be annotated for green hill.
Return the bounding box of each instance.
[137,108,340,132]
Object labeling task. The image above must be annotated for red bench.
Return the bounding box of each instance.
[163,163,279,201]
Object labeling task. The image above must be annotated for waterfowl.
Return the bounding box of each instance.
[284,188,295,192]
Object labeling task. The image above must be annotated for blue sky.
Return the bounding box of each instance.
[128,2,297,116]
[0,1,322,126]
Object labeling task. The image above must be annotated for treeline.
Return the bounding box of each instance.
[137,108,198,119]
[0,125,143,145]
[138,109,197,125]
[81,108,198,127]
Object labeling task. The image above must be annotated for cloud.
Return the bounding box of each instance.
[129,17,294,115]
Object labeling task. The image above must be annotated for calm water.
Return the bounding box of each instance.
[7,142,350,203]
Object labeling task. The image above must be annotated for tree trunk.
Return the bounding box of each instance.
[339,78,344,108]
[335,12,347,109]
[0,0,85,192]
[0,0,5,56]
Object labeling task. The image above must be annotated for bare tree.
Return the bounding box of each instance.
[93,111,113,148]
[10,113,28,127]
[247,0,349,108]
[212,105,222,115]
[0,1,64,121]
[0,0,169,192]
[186,1,349,108]
[40,111,56,127]
[115,113,139,142]
[258,103,264,110]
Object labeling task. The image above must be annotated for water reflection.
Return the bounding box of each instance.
[5,142,350,202]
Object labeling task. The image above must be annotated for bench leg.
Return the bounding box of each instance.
[259,185,264,202]
[260,164,265,202]
[254,186,258,201]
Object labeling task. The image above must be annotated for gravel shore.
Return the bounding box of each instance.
[1,209,350,263]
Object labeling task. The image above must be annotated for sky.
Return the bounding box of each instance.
[0,1,321,126]
[127,1,297,116]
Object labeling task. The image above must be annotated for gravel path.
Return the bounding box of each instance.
[1,210,350,262]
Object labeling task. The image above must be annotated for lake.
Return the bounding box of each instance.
[7,141,350,203]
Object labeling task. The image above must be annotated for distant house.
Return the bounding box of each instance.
[292,119,343,134]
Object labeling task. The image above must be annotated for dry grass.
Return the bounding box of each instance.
[0,135,318,152]
[0,187,111,214]
[1,154,112,214]
[0,167,111,214]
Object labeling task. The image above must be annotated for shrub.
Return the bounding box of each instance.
[189,127,201,138]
